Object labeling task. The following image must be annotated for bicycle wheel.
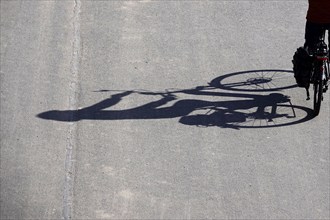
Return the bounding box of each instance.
[313,80,323,116]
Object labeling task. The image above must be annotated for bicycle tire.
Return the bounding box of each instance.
[313,80,323,116]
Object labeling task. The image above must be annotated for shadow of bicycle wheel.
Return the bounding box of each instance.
[209,69,298,92]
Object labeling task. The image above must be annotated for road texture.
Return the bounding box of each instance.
[1,0,329,219]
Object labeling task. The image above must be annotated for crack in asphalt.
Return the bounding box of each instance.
[63,0,81,219]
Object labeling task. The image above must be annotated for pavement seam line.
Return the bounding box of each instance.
[63,0,81,219]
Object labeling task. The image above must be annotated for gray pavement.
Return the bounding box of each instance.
[1,1,329,219]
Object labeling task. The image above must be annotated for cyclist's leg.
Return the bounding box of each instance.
[327,24,330,55]
[328,26,330,47]
[304,21,326,50]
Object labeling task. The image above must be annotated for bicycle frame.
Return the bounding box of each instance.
[312,34,328,77]
[309,33,329,115]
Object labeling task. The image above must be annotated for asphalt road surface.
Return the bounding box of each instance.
[1,0,329,219]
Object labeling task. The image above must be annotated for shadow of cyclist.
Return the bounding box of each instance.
[37,87,300,129]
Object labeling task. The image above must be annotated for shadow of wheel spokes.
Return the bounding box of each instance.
[229,104,313,128]
[209,69,298,92]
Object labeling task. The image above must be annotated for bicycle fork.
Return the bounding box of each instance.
[306,59,329,100]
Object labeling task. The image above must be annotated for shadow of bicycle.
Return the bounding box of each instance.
[37,70,313,129]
